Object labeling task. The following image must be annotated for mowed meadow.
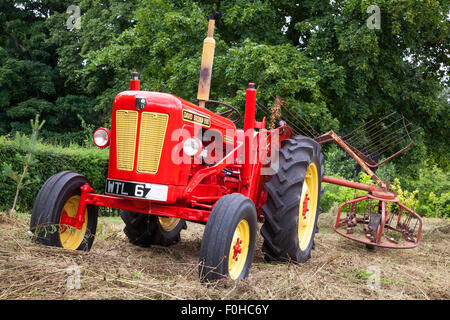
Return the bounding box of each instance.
[0,210,448,300]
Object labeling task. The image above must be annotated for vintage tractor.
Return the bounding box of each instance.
[30,12,422,282]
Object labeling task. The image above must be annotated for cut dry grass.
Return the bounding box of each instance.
[0,210,448,300]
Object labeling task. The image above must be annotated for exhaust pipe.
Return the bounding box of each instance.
[197,11,221,108]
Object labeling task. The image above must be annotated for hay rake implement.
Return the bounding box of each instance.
[279,107,423,249]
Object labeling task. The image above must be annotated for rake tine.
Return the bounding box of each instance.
[281,106,317,138]
[277,108,311,137]
[342,112,397,141]
[344,115,403,149]
[360,121,413,154]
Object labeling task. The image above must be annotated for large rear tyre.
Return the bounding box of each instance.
[198,193,257,282]
[30,171,98,251]
[261,136,324,263]
[120,211,187,247]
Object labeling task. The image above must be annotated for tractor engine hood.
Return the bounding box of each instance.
[107,91,236,198]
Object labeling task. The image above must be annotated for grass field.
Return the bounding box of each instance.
[0,210,448,300]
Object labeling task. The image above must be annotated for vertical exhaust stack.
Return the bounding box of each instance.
[130,72,140,91]
[197,11,221,108]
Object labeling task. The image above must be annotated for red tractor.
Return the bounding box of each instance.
[30,13,422,282]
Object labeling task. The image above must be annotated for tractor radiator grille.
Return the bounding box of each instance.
[116,110,138,171]
[137,112,169,174]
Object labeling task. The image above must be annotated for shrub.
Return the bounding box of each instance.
[0,136,109,213]
[401,163,449,218]
[321,146,449,218]
[321,172,371,213]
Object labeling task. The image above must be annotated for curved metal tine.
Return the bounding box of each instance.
[365,141,414,168]
[366,128,419,160]
[364,117,404,145]
[347,118,412,156]
[284,117,309,136]
[268,95,319,138]
[355,120,412,154]
[344,115,403,151]
[366,113,416,155]
[280,106,317,138]
[273,105,310,137]
[344,117,400,152]
[368,123,416,156]
[401,113,415,141]
[342,112,397,142]
[255,102,305,135]
[288,108,319,138]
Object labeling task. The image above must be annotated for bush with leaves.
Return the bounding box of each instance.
[0,135,109,213]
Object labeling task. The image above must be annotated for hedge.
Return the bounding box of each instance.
[0,136,109,213]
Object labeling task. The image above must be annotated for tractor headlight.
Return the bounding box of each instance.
[183,137,202,157]
[93,128,111,148]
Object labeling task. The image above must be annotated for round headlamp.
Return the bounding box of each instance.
[183,137,202,157]
[93,128,111,148]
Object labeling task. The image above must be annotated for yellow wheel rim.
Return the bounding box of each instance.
[298,163,319,251]
[59,195,88,250]
[228,219,250,280]
[158,216,180,232]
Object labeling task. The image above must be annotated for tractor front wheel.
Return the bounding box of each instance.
[30,171,98,251]
[198,193,257,282]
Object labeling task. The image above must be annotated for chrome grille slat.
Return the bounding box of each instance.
[137,112,169,174]
[116,110,138,171]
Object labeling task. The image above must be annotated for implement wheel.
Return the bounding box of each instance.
[199,193,257,282]
[261,136,324,263]
[120,211,186,247]
[30,171,98,251]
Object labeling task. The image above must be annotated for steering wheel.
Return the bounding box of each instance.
[205,100,241,124]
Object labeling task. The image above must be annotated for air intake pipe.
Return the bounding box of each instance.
[197,11,221,108]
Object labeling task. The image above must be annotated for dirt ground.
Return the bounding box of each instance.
[0,210,448,300]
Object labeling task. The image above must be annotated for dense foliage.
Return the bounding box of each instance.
[0,136,109,212]
[0,0,139,143]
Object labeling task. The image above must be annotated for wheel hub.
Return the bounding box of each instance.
[232,238,242,261]
[302,193,310,219]
[228,220,250,279]
[59,195,88,250]
[298,163,319,251]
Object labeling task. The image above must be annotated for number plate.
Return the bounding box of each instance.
[105,179,168,201]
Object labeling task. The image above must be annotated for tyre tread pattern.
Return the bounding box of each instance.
[260,136,324,263]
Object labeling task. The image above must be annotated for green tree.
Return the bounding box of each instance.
[1,0,448,176]
[83,0,448,171]
[0,0,139,143]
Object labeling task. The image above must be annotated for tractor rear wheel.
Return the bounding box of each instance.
[120,211,186,247]
[261,136,324,263]
[30,171,98,251]
[198,193,257,282]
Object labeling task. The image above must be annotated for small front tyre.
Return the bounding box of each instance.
[198,193,257,282]
[30,171,98,251]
